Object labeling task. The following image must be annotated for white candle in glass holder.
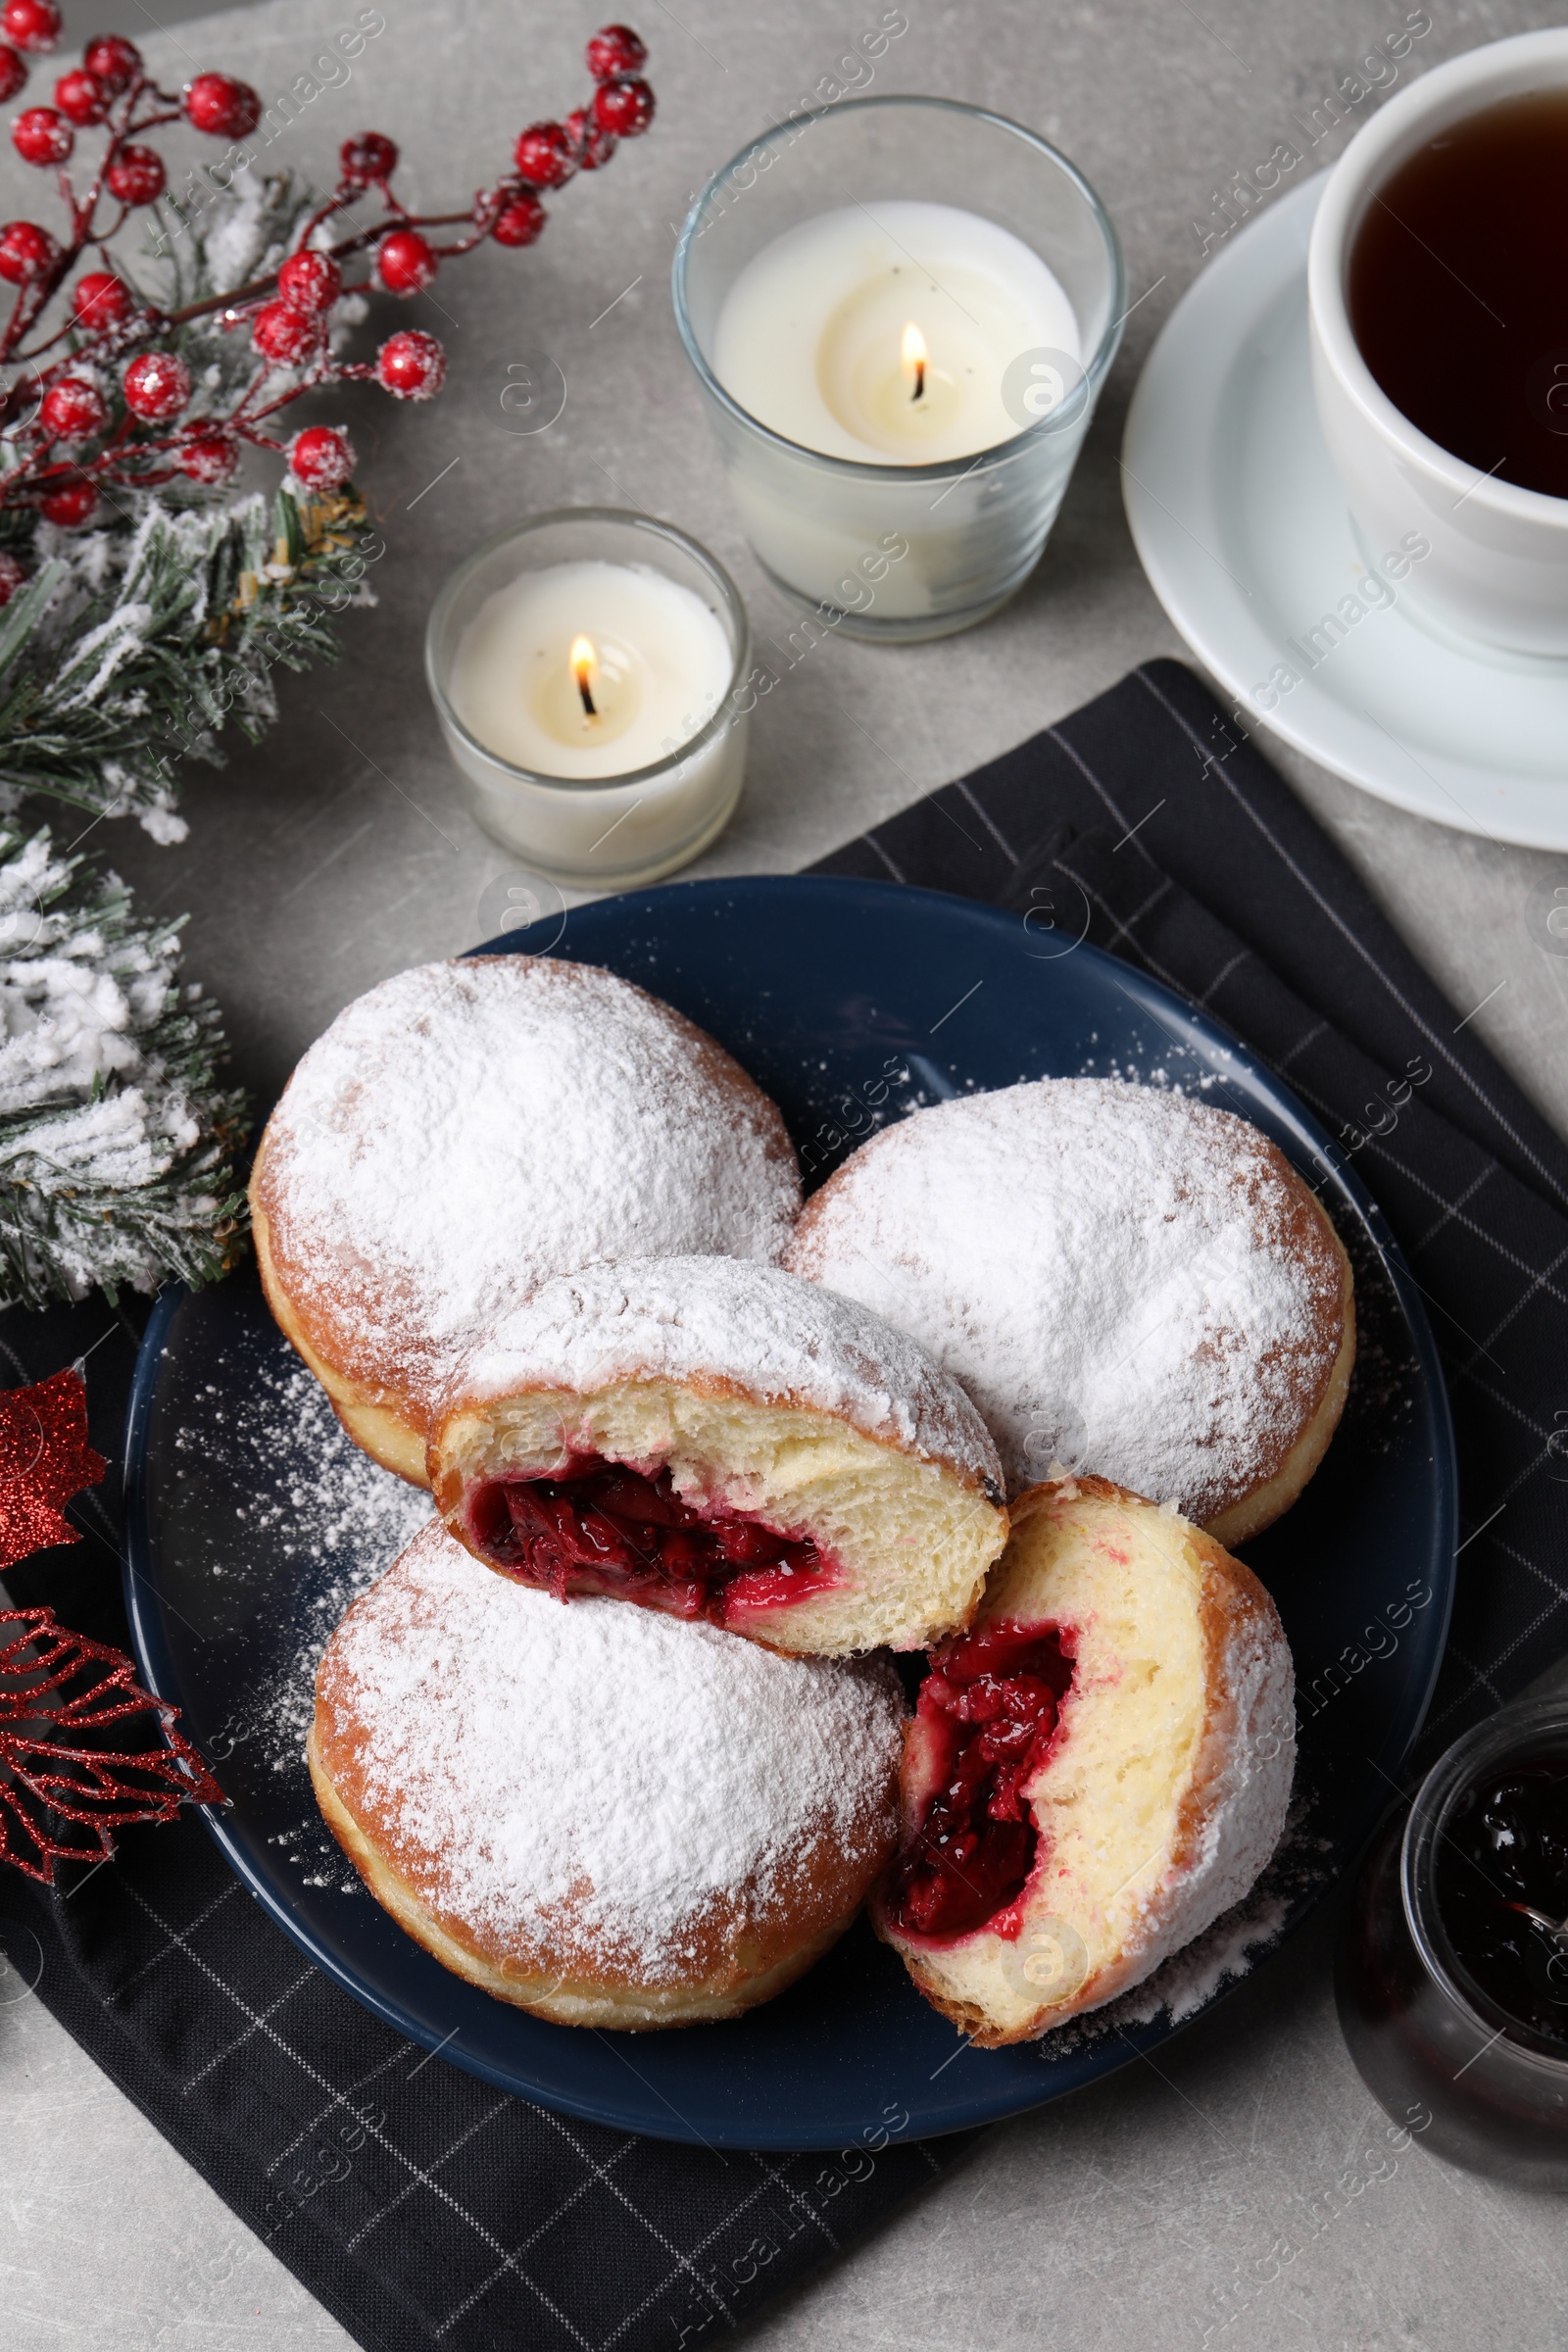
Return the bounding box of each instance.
[432,537,749,890]
[702,198,1087,626]
[712,200,1081,466]
[450,560,732,777]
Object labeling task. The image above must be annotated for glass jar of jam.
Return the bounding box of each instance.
[1336,1696,1568,2189]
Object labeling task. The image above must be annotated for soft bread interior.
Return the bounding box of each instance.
[308,1723,854,2028]
[432,1379,1007,1655]
[879,1478,1294,2044]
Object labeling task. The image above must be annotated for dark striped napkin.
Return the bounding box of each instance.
[0,656,1559,2352]
[814,657,1568,1749]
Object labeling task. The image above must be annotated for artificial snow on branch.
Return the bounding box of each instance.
[0,477,377,834]
[0,821,246,1305]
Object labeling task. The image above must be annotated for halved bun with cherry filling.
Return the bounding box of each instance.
[429,1256,1008,1656]
[873,1476,1294,2044]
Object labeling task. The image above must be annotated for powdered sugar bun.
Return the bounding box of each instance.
[252,956,801,1485]
[429,1255,1008,1656]
[785,1078,1354,1543]
[872,1475,1295,2045]
[308,1518,906,2028]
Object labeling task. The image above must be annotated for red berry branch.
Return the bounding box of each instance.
[0,11,653,528]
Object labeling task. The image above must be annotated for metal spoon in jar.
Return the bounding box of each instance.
[1505,1900,1568,1942]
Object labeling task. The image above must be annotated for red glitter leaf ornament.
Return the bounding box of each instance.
[0,1607,222,1881]
[0,1367,107,1570]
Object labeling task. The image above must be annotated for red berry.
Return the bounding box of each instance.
[106,143,164,205]
[72,269,130,327]
[12,105,70,165]
[593,76,654,137]
[83,34,138,93]
[39,472,95,526]
[176,430,236,486]
[122,349,189,421]
[0,217,55,281]
[339,128,396,185]
[251,299,318,364]
[376,327,445,401]
[182,72,260,139]
[375,227,435,295]
[514,120,574,188]
[586,24,647,79]
[564,105,615,171]
[39,375,106,439]
[276,248,341,314]
[288,423,355,491]
[0,0,57,56]
[0,551,24,605]
[0,44,24,102]
[54,67,108,124]
[490,190,546,247]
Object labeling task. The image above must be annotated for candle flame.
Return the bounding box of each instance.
[902,320,927,402]
[570,634,598,720]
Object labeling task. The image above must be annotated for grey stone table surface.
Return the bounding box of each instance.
[3,0,1568,2345]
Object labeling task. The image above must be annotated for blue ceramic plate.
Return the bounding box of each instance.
[123,877,1456,2150]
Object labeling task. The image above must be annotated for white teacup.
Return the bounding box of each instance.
[1308,29,1568,658]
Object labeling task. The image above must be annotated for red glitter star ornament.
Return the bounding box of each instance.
[0,1366,107,1567]
[0,1607,222,1881]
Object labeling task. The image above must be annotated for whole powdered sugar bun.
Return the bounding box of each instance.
[785,1078,1355,1544]
[251,956,801,1486]
[430,1255,1008,1656]
[309,1519,907,2028]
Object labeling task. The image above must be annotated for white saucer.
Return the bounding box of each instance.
[1122,172,1568,850]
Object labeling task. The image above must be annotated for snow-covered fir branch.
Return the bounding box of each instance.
[0,825,247,1307]
[0,483,377,839]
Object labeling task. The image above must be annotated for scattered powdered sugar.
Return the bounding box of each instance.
[260,957,802,1405]
[786,1079,1345,1514]
[1034,1798,1335,2053]
[454,1254,1004,1494]
[172,1354,431,1771]
[1118,1890,1294,2027]
[320,1520,906,1973]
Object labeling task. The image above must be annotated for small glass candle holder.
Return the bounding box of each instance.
[1336,1693,1568,2189]
[425,509,750,890]
[672,95,1124,643]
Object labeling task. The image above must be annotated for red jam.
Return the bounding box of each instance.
[886,1620,1076,1941]
[466,1457,838,1627]
[1434,1750,1568,2051]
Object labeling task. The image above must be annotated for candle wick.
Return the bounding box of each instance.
[577,676,598,719]
[911,360,925,403]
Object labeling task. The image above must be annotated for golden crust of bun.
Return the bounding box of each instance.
[873,1475,1295,2046]
[1204,1192,1355,1546]
[308,1724,861,2028]
[252,1150,428,1484]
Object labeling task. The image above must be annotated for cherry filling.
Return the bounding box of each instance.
[886,1620,1076,1941]
[466,1456,837,1626]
